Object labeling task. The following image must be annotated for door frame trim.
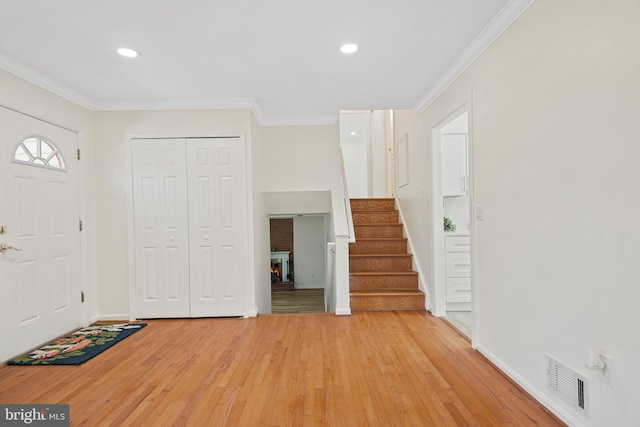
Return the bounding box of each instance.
[125,132,252,321]
[430,96,477,347]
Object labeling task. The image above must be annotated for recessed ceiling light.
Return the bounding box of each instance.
[117,48,139,58]
[340,43,359,54]
[350,131,357,136]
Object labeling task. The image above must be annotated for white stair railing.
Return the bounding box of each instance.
[330,148,354,315]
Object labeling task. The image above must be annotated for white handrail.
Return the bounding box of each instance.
[339,148,356,242]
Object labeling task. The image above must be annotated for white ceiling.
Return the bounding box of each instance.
[0,0,531,125]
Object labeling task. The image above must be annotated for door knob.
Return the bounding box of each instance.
[0,243,22,253]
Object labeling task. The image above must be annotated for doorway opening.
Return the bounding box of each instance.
[432,106,473,340]
[269,215,326,314]
[339,110,395,199]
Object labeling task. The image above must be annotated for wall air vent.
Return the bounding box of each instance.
[547,355,589,415]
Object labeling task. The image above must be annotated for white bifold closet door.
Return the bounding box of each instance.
[132,137,246,318]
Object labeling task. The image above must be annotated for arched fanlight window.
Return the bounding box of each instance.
[13,136,66,171]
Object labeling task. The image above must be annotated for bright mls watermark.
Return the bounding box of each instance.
[0,405,69,426]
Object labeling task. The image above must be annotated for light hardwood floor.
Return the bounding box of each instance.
[271,288,325,314]
[0,312,563,426]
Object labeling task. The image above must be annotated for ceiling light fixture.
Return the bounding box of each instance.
[117,48,139,58]
[340,43,359,54]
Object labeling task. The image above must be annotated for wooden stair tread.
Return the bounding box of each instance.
[352,237,407,241]
[351,210,399,214]
[350,271,418,276]
[350,198,395,202]
[349,253,412,258]
[350,290,424,296]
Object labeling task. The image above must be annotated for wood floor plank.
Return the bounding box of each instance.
[271,288,325,314]
[0,312,564,426]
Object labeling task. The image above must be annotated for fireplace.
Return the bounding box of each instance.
[270,251,290,282]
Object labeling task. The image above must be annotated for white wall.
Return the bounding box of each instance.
[370,110,390,198]
[0,68,99,324]
[441,111,468,134]
[339,112,369,198]
[293,215,326,289]
[394,0,640,425]
[443,196,470,233]
[261,125,341,192]
[263,191,332,215]
[92,109,254,318]
[92,115,341,318]
[250,114,271,315]
[259,125,339,297]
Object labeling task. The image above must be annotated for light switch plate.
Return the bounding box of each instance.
[600,354,613,385]
[475,205,485,221]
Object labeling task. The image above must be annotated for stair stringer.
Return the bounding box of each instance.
[395,200,431,313]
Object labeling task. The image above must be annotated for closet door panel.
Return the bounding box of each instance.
[132,139,190,318]
[188,138,246,317]
[212,139,246,316]
[187,143,214,316]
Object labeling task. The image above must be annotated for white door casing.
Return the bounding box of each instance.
[0,106,82,363]
[132,137,246,319]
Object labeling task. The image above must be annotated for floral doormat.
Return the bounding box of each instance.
[8,323,147,366]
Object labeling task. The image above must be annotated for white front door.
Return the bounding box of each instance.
[0,106,82,363]
[188,138,245,317]
[132,139,191,318]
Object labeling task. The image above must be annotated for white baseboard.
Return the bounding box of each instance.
[335,307,351,316]
[475,343,583,427]
[96,314,131,322]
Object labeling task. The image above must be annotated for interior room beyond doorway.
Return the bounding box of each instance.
[269,215,326,314]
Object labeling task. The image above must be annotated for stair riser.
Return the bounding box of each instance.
[350,256,413,272]
[352,212,399,225]
[354,225,403,238]
[349,240,407,254]
[350,199,395,212]
[350,295,425,311]
[350,275,418,290]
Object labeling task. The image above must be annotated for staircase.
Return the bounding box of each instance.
[349,198,425,311]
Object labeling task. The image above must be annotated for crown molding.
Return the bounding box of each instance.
[94,97,337,126]
[250,100,267,125]
[0,52,94,110]
[0,52,338,126]
[413,0,535,114]
[250,100,338,126]
[258,114,339,127]
[92,97,257,112]
[0,52,337,125]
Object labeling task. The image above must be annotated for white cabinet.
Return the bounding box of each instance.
[441,133,468,197]
[445,234,471,309]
